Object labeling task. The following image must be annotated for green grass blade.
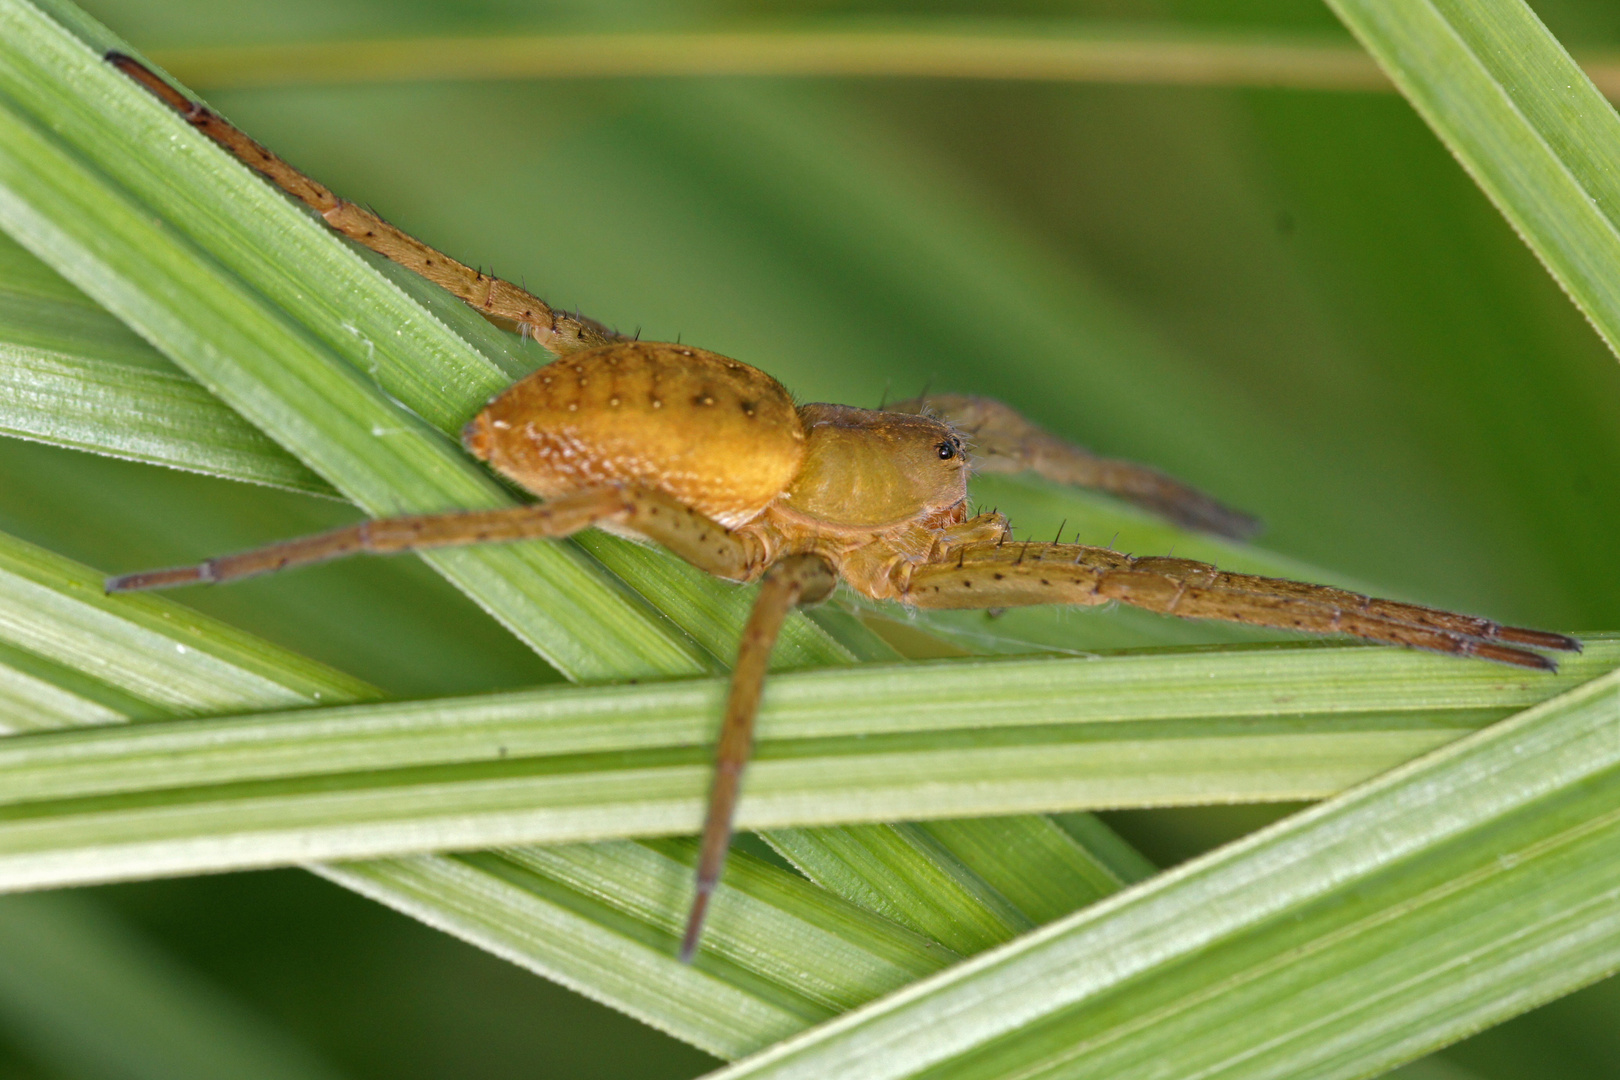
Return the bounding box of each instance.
[0,226,334,492]
[0,644,126,733]
[0,239,168,368]
[1323,0,1620,363]
[767,816,1138,952]
[765,825,1033,954]
[0,343,336,497]
[706,667,1620,1080]
[0,641,1610,893]
[142,26,1386,93]
[129,23,1620,106]
[917,816,1138,925]
[0,530,373,715]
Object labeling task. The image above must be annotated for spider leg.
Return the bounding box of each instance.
[680,553,836,963]
[105,486,768,592]
[889,394,1260,540]
[105,53,617,356]
[904,542,1579,669]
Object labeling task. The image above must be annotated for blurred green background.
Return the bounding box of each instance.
[2,0,1619,1077]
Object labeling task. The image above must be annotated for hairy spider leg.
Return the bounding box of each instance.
[107,53,617,355]
[905,536,1580,669]
[681,553,837,963]
[891,394,1262,541]
[105,486,766,591]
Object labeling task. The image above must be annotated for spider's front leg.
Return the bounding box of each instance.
[890,394,1260,540]
[903,539,1579,669]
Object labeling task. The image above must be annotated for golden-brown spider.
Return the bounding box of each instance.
[102,53,1580,963]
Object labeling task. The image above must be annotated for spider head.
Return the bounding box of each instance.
[782,404,969,528]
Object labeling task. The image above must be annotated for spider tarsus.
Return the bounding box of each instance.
[104,564,206,593]
[678,886,714,964]
[1473,642,1558,671]
[1496,626,1582,653]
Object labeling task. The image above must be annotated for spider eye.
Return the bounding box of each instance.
[937,440,956,460]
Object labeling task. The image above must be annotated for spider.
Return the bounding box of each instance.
[103,53,1580,963]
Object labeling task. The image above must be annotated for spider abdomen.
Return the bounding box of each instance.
[463,341,805,526]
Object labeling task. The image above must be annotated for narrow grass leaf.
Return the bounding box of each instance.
[0,648,125,733]
[767,824,1033,954]
[918,816,1137,925]
[0,530,373,715]
[135,23,1620,104]
[0,344,336,496]
[1323,0,1620,362]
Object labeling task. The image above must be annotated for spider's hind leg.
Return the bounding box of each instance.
[890,393,1260,541]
